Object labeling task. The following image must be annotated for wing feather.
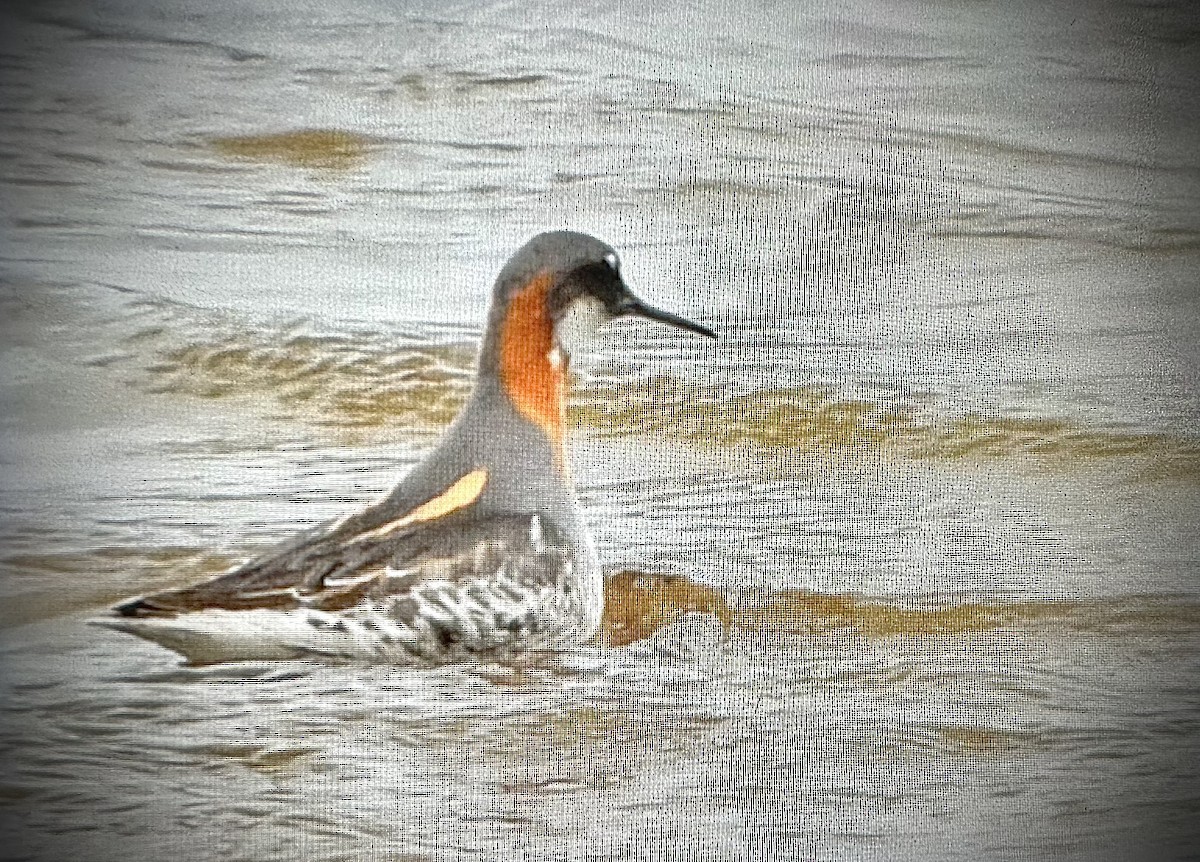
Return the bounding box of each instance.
[115,509,575,619]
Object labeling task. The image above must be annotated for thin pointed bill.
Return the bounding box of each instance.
[620,297,716,339]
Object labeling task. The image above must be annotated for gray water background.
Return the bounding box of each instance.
[1,0,1199,859]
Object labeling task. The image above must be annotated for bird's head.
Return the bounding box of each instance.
[491,230,714,364]
[480,231,714,448]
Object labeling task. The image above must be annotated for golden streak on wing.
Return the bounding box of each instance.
[359,469,489,540]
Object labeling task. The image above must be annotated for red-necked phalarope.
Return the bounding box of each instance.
[96,231,715,664]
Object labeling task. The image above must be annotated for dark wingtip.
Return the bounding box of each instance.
[113,596,170,618]
[113,597,147,617]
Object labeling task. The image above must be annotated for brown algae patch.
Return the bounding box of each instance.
[210,129,377,169]
[130,328,1200,474]
[576,380,1200,476]
[913,414,1200,466]
[735,591,1033,636]
[600,571,734,647]
[736,591,1200,638]
[184,743,317,774]
[598,574,1200,646]
[934,725,1042,755]
[575,380,910,453]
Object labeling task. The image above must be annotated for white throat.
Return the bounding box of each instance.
[553,295,608,361]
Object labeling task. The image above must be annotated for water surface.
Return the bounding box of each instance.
[2,0,1199,859]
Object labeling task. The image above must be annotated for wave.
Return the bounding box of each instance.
[138,331,476,432]
[124,328,1200,474]
[0,547,238,628]
[581,382,1200,473]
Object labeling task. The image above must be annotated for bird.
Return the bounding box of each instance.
[94,231,715,665]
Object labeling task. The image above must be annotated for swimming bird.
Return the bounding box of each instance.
[95,231,715,664]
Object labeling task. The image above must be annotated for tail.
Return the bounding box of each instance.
[89,609,316,665]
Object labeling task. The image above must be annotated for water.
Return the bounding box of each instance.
[2,0,1199,858]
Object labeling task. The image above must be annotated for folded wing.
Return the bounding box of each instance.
[115,509,575,618]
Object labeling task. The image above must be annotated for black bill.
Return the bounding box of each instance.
[620,297,716,339]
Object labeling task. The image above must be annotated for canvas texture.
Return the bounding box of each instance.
[1,1,1198,860]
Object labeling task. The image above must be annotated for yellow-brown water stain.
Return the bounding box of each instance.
[934,725,1045,755]
[734,590,1031,636]
[575,381,910,453]
[734,590,1200,637]
[914,414,1200,467]
[600,574,1200,644]
[184,742,317,774]
[577,381,1200,477]
[600,571,734,647]
[141,335,474,436]
[129,328,1200,474]
[0,784,36,804]
[210,129,377,170]
[10,539,1199,644]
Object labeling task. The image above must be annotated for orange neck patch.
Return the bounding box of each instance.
[499,273,565,449]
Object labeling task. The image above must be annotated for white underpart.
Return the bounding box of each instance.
[91,609,380,665]
[91,568,575,665]
[529,514,544,553]
[553,295,609,360]
[321,571,378,589]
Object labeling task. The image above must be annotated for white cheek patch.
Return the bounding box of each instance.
[553,295,610,358]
